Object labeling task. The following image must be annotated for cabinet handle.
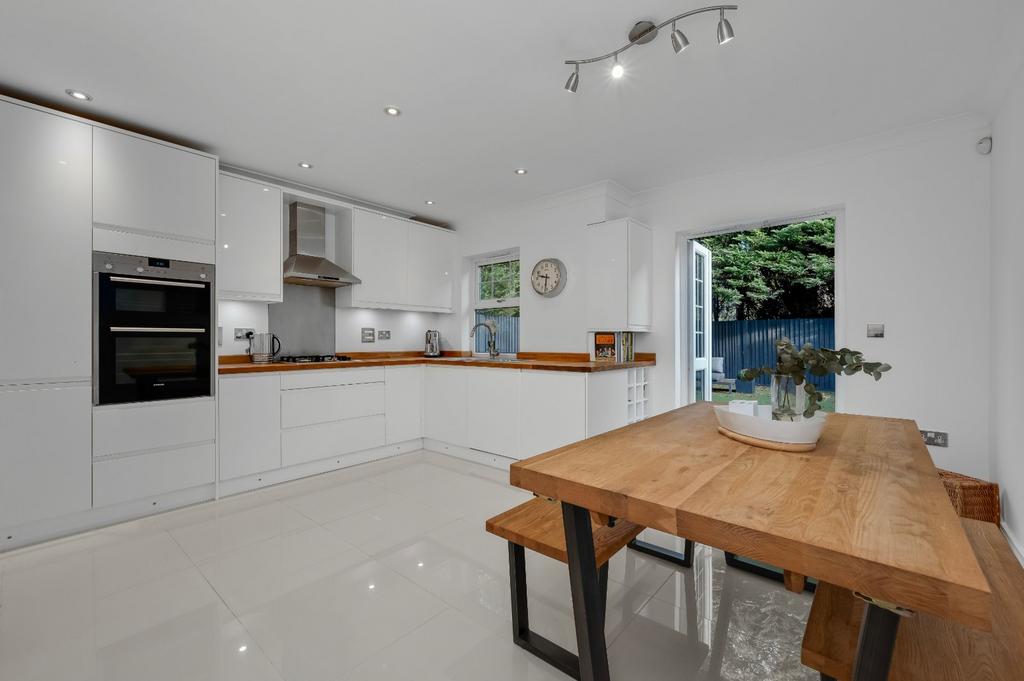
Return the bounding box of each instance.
[109,327,207,333]
[109,276,206,289]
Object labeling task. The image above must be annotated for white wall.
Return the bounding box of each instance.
[217,300,269,355]
[458,116,993,479]
[990,63,1024,553]
[457,181,630,353]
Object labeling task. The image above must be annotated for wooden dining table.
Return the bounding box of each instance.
[509,402,992,681]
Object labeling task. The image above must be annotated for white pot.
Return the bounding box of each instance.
[713,405,827,445]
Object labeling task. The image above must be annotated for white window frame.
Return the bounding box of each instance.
[474,253,521,310]
[472,252,520,357]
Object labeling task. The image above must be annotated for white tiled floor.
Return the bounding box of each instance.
[0,451,816,681]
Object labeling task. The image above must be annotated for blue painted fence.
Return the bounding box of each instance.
[712,317,835,393]
[474,311,520,354]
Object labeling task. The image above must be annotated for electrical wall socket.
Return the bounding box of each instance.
[920,430,948,447]
[233,327,254,341]
[361,328,376,343]
[377,330,391,340]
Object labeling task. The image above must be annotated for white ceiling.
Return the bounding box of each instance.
[2,1,1021,224]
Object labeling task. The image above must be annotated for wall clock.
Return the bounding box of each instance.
[530,258,567,297]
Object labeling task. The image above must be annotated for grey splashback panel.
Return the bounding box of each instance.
[268,284,336,355]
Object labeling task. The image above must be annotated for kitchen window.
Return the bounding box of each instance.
[474,254,520,355]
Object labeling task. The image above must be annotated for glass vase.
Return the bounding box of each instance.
[770,373,806,421]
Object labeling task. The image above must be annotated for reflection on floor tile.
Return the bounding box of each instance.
[0,450,818,681]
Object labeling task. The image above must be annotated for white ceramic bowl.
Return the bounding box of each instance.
[713,405,827,445]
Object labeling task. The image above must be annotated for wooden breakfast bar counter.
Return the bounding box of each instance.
[509,402,992,681]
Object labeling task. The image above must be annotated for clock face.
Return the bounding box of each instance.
[531,259,566,297]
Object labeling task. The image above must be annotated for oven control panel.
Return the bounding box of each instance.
[93,251,214,284]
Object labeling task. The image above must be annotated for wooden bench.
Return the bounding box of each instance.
[486,497,644,680]
[801,518,1024,681]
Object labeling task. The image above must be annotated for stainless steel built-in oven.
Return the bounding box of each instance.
[93,252,215,405]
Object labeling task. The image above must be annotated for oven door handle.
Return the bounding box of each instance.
[108,276,207,289]
[109,327,207,333]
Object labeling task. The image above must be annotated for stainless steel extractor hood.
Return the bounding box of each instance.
[282,202,361,287]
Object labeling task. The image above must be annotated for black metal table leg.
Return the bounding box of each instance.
[562,501,611,681]
[508,541,582,680]
[627,537,694,568]
[851,602,902,681]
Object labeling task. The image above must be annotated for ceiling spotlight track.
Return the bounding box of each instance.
[562,4,738,92]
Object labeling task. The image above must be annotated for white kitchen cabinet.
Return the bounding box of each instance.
[0,99,92,384]
[386,365,423,443]
[520,372,587,458]
[218,374,281,480]
[347,209,409,306]
[406,225,456,310]
[467,368,521,459]
[587,370,629,437]
[0,384,92,529]
[282,415,386,467]
[93,127,216,243]
[338,208,455,312]
[423,365,468,446]
[94,443,215,507]
[217,173,283,302]
[94,398,216,458]
[281,382,385,428]
[585,218,653,331]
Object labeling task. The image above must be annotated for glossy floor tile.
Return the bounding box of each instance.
[0,450,817,681]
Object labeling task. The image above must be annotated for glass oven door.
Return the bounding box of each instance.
[95,272,213,405]
[97,327,211,405]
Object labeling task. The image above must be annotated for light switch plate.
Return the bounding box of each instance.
[867,323,885,338]
[234,327,254,341]
[377,330,391,340]
[361,328,376,343]
[920,430,948,447]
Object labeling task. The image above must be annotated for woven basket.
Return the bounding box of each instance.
[938,469,1001,526]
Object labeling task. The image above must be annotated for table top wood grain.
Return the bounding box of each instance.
[510,403,992,630]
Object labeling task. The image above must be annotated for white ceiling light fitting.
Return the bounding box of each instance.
[562,4,738,93]
[384,106,401,116]
[65,88,93,101]
[297,162,313,169]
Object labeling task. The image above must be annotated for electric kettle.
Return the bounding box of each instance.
[248,332,282,363]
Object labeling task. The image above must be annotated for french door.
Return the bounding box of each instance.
[689,241,713,402]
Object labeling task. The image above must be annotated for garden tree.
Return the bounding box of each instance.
[699,218,835,321]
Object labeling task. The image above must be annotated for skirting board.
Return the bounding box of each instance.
[422,438,517,471]
[1003,522,1024,567]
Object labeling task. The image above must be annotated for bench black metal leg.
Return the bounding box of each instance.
[820,674,837,681]
[508,541,582,680]
[562,501,611,681]
[627,537,694,568]
[851,602,901,681]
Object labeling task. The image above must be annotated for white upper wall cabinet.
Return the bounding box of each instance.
[217,173,283,302]
[93,127,216,244]
[338,208,455,312]
[0,99,92,384]
[585,218,653,332]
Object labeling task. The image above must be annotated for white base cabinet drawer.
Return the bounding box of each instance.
[94,398,216,457]
[93,443,215,507]
[280,368,385,390]
[281,382,384,429]
[385,365,423,443]
[282,415,386,467]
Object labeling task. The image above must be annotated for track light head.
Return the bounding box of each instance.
[564,66,579,93]
[670,22,689,54]
[717,10,735,45]
[611,56,624,79]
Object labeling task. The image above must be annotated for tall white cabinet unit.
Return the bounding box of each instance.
[92,127,217,263]
[0,99,93,536]
[217,173,283,301]
[585,218,653,331]
[338,208,456,312]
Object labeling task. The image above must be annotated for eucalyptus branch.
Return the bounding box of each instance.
[739,338,891,418]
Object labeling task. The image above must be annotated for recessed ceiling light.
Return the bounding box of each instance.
[514,168,528,175]
[298,162,313,169]
[262,187,270,192]
[223,244,229,249]
[383,106,401,116]
[424,200,435,205]
[238,645,247,653]
[65,89,93,102]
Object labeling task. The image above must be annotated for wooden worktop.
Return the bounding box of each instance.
[218,351,655,375]
[510,402,992,632]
